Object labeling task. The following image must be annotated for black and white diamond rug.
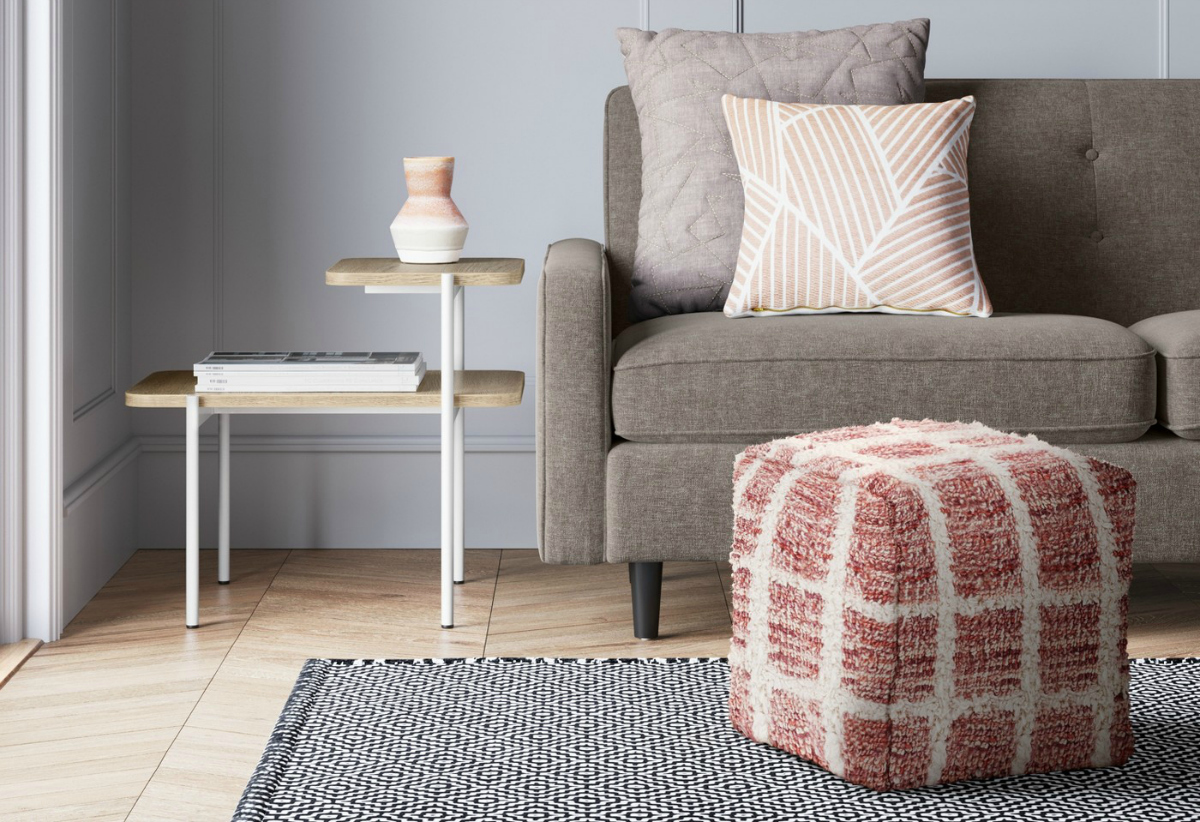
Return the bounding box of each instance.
[233,657,1200,822]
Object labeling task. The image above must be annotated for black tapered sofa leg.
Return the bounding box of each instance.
[630,562,663,640]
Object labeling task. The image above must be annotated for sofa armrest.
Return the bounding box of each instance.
[536,238,612,563]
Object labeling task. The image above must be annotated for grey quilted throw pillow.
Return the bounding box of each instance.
[618,21,930,322]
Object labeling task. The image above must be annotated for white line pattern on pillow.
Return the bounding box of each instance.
[722,94,992,318]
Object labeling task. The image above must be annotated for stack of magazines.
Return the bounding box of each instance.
[194,352,426,392]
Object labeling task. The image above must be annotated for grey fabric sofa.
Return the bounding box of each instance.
[537,80,1200,639]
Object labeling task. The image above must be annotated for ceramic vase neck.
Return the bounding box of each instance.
[404,157,454,199]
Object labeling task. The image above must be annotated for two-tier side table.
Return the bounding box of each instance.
[125,257,525,630]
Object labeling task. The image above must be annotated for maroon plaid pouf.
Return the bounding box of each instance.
[728,419,1135,790]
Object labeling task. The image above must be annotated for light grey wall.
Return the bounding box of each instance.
[61,0,136,622]
[127,0,1190,552]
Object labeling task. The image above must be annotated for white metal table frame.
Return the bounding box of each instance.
[183,272,466,629]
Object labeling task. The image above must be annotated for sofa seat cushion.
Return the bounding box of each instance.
[611,312,1155,444]
[1130,310,1200,440]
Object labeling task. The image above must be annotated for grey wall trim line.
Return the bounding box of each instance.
[1160,0,1171,79]
[138,433,536,454]
[639,0,649,30]
[211,0,224,351]
[73,387,114,420]
[63,433,139,517]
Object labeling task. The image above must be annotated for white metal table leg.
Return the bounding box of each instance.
[185,395,200,628]
[218,412,230,585]
[440,273,456,628]
[453,286,464,584]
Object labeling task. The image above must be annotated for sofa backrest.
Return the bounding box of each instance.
[604,80,1200,335]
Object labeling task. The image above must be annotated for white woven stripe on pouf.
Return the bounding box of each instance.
[728,419,1135,790]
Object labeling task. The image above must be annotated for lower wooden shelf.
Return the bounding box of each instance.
[125,369,525,409]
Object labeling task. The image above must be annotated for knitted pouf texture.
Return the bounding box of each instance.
[728,419,1136,791]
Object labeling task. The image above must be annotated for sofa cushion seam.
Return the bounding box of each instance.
[1084,80,1103,248]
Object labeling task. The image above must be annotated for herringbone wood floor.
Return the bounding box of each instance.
[1,549,1198,821]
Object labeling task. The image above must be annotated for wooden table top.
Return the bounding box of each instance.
[126,370,525,409]
[325,257,524,287]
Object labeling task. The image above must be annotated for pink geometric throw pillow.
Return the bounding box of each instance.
[722,95,992,318]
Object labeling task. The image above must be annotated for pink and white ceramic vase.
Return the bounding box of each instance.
[390,156,469,264]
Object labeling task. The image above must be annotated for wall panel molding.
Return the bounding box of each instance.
[1167,0,1200,77]
[1160,0,1170,78]
[70,0,120,421]
[138,433,535,454]
[211,0,224,351]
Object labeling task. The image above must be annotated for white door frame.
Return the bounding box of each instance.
[1,0,64,643]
